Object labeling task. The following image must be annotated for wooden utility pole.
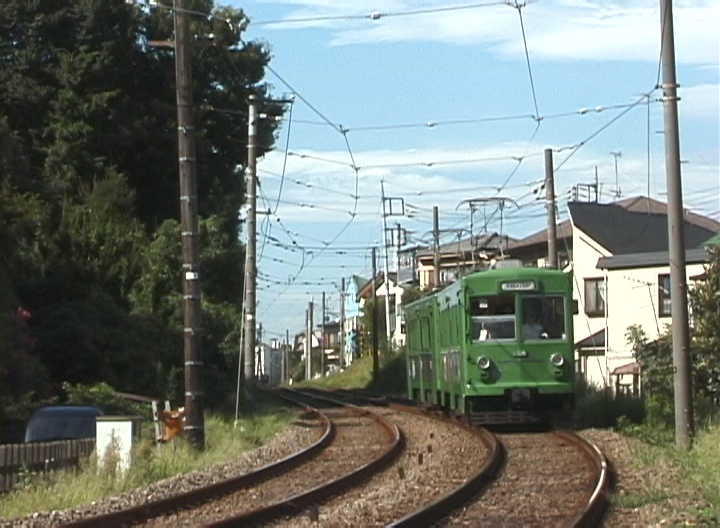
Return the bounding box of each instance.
[659,0,693,450]
[545,148,558,269]
[174,0,204,450]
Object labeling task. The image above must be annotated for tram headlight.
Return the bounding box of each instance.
[550,353,565,367]
[477,356,491,370]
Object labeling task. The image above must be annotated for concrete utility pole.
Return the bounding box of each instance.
[174,0,204,450]
[284,329,290,383]
[339,277,346,368]
[659,0,693,450]
[544,148,558,269]
[306,300,314,380]
[611,151,622,198]
[242,94,258,401]
[380,181,393,350]
[433,206,440,288]
[256,322,262,379]
[321,291,326,376]
[371,247,379,378]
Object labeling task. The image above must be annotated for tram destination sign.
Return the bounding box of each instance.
[500,280,537,292]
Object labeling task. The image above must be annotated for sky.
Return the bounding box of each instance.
[221,0,719,344]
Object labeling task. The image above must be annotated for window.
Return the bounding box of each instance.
[658,274,671,317]
[584,278,606,317]
[521,295,567,340]
[469,295,515,342]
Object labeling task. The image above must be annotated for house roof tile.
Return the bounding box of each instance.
[568,200,716,254]
[507,196,719,254]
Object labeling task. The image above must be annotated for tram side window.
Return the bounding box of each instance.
[469,295,515,342]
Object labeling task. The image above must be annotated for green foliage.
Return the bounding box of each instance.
[359,296,389,356]
[625,324,676,428]
[401,286,424,306]
[0,407,298,518]
[0,0,281,414]
[627,302,720,430]
[688,246,720,402]
[0,306,51,407]
[62,382,150,419]
[368,349,408,395]
[30,290,176,396]
[574,376,645,429]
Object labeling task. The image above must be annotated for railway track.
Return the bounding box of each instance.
[324,388,610,527]
[25,387,607,527]
[59,388,401,527]
[434,428,609,527]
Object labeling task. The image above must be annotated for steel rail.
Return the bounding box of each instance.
[557,430,610,528]
[204,387,404,527]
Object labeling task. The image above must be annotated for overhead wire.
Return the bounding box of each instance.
[251,2,509,26]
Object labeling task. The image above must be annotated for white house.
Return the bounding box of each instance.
[507,196,719,390]
[568,197,718,389]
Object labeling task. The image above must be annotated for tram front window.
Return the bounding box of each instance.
[469,295,515,342]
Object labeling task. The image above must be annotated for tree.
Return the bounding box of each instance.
[628,246,720,427]
[688,246,720,404]
[0,1,285,408]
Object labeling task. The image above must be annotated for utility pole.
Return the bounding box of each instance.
[544,148,558,269]
[321,291,326,377]
[660,0,693,450]
[371,247,379,378]
[256,322,262,379]
[284,329,290,383]
[396,223,404,338]
[611,151,622,199]
[380,180,405,352]
[339,278,345,368]
[305,300,314,380]
[380,181,393,351]
[242,94,258,403]
[174,0,204,450]
[433,206,440,289]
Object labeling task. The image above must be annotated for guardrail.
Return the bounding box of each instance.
[0,438,95,493]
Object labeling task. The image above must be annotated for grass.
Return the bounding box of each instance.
[0,403,298,519]
[575,381,720,523]
[298,351,407,395]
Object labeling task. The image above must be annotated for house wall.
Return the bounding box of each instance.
[343,279,363,365]
[571,228,612,387]
[372,278,405,349]
[603,262,706,377]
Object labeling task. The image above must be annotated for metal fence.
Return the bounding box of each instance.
[0,438,95,493]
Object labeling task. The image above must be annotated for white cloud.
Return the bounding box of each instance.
[681,83,720,119]
[261,1,719,65]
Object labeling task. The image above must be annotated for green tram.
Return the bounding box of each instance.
[405,262,576,425]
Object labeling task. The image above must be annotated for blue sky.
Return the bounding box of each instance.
[224,0,719,343]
